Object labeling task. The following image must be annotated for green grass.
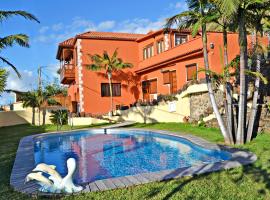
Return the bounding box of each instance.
[0,123,270,200]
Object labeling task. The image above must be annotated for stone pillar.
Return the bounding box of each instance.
[164,33,170,51]
[76,39,84,112]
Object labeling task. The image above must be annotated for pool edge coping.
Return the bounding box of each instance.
[10,128,257,197]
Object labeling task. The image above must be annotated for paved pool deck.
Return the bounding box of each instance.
[10,128,257,197]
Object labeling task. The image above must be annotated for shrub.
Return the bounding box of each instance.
[157,94,178,103]
[50,110,68,125]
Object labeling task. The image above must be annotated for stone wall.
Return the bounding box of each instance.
[190,90,224,121]
[205,106,270,134]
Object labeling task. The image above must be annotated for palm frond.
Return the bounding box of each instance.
[191,20,201,37]
[86,64,102,71]
[217,0,240,17]
[0,56,21,78]
[111,48,118,62]
[0,68,8,94]
[0,34,29,48]
[0,11,40,23]
[103,51,110,63]
[245,70,268,84]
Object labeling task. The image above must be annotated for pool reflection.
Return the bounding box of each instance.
[34,131,230,184]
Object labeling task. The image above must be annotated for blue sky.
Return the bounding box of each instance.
[0,0,187,105]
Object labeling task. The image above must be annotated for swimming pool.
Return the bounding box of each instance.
[33,129,231,184]
[11,128,257,194]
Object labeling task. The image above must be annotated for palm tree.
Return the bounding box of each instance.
[0,10,39,78]
[165,0,233,144]
[246,1,270,142]
[21,91,40,125]
[87,49,133,116]
[218,0,268,144]
[207,1,240,141]
[41,83,67,125]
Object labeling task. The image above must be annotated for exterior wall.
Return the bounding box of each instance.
[112,98,190,123]
[0,108,52,127]
[69,117,108,126]
[112,84,210,123]
[12,102,25,111]
[79,39,140,114]
[60,30,269,115]
[139,54,205,99]
[207,32,240,73]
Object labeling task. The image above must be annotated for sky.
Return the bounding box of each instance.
[0,0,187,105]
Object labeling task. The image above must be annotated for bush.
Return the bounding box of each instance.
[50,110,68,125]
[157,94,178,103]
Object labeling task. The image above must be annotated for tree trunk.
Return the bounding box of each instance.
[223,28,234,143]
[201,23,233,144]
[236,9,248,145]
[108,72,113,117]
[246,32,261,142]
[38,107,41,126]
[32,107,35,125]
[42,108,46,126]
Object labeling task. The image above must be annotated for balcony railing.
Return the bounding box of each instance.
[60,63,75,84]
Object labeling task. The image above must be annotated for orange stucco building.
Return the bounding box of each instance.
[56,29,268,115]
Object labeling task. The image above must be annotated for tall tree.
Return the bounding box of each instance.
[207,1,239,142]
[87,49,133,116]
[218,0,268,144]
[165,0,233,144]
[246,1,270,142]
[41,83,67,125]
[21,91,40,125]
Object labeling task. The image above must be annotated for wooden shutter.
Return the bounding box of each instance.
[186,64,197,81]
[170,71,177,94]
[149,79,157,94]
[163,71,170,84]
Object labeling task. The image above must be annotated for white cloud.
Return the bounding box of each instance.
[39,26,49,33]
[34,15,167,44]
[5,69,36,92]
[52,23,64,31]
[169,1,188,11]
[116,18,165,34]
[97,20,115,31]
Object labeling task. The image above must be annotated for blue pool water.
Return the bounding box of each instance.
[34,130,231,184]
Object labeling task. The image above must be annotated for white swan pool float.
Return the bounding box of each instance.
[25,158,83,193]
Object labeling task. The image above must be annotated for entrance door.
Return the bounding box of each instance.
[142,79,157,101]
[142,81,150,101]
[71,101,77,113]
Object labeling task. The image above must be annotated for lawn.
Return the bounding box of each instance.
[0,123,270,200]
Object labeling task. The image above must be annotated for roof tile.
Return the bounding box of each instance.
[59,38,75,47]
[76,31,145,41]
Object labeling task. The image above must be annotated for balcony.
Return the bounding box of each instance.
[60,63,75,84]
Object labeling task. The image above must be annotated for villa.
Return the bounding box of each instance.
[57,29,268,115]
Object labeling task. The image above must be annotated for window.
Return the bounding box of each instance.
[142,79,157,94]
[143,44,154,59]
[186,64,197,81]
[175,34,188,46]
[162,71,177,94]
[101,83,121,97]
[157,40,164,54]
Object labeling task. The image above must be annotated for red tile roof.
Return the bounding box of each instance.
[59,37,75,47]
[76,31,145,41]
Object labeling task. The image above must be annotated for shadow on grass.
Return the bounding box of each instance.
[144,145,270,200]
